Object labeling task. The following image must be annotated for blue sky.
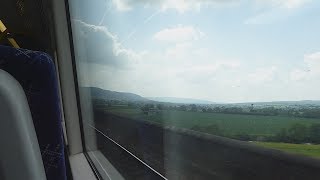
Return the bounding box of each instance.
[69,0,320,103]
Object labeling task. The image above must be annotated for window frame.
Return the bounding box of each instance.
[51,0,103,179]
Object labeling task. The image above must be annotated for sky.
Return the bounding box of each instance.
[68,0,320,103]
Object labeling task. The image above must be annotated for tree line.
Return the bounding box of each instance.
[145,103,320,119]
[191,123,320,144]
[94,99,320,119]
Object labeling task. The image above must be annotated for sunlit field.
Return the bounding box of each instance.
[106,106,319,137]
[253,142,320,159]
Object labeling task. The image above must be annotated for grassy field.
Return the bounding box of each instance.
[105,106,320,137]
[103,106,320,158]
[253,142,320,159]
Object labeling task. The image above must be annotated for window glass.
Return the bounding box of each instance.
[68,0,320,179]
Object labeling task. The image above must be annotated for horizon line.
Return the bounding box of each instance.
[87,87,320,104]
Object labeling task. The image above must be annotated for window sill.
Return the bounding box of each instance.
[69,151,124,180]
[69,153,97,180]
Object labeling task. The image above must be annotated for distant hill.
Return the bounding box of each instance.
[83,87,150,102]
[82,87,320,106]
[147,97,215,104]
[235,100,320,106]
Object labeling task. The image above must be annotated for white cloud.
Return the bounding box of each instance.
[154,25,205,43]
[164,42,193,60]
[112,0,309,13]
[290,51,320,81]
[72,20,143,68]
[112,0,134,11]
[75,30,244,101]
[112,0,237,13]
[248,66,278,83]
[71,18,320,102]
[255,0,310,9]
[244,9,288,24]
[290,69,309,81]
[246,0,311,24]
[305,51,320,70]
[280,0,310,9]
[76,36,320,102]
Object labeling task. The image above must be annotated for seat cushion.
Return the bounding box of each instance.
[0,45,67,180]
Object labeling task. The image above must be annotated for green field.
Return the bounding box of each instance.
[106,107,320,136]
[253,142,320,159]
[104,106,320,158]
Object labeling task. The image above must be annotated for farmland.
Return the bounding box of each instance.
[102,106,320,158]
[253,142,320,159]
[105,106,320,137]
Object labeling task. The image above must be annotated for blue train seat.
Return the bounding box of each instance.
[0,45,67,180]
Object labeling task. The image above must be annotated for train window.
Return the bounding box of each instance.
[67,0,320,179]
